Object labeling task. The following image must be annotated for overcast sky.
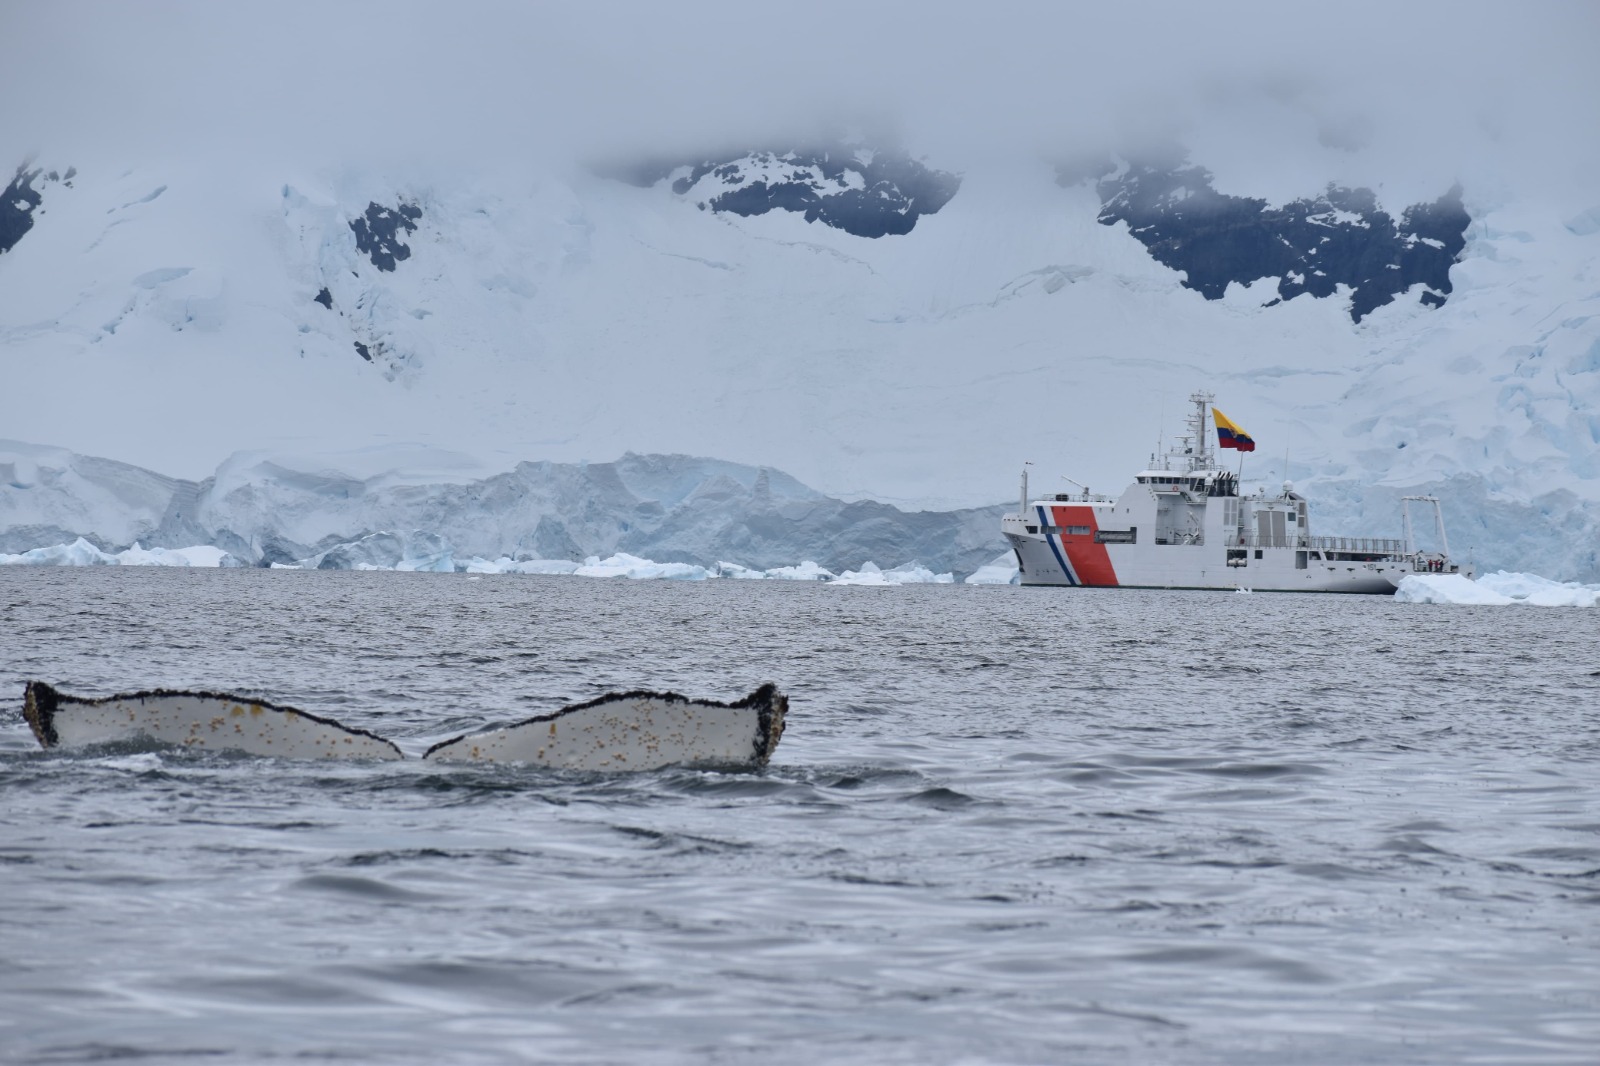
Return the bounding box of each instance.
[4,1,1598,207]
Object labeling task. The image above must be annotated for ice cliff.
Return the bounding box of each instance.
[0,442,1003,577]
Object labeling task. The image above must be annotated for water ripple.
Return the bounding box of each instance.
[1,569,1597,1063]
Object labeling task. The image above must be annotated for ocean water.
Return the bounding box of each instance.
[1,568,1597,1064]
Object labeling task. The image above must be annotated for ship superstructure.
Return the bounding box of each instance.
[1001,391,1466,593]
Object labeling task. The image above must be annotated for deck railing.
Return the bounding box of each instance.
[1223,532,1307,549]
[1307,535,1406,554]
[1220,532,1408,554]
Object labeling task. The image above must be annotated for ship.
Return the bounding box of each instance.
[1001,391,1468,593]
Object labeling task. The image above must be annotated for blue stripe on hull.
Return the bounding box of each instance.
[1036,505,1077,585]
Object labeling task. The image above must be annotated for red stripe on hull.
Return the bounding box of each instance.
[1048,506,1119,587]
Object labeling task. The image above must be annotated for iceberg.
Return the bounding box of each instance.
[0,538,242,567]
[963,551,1021,585]
[113,543,243,567]
[831,561,954,586]
[460,556,582,575]
[1395,571,1600,607]
[573,553,714,580]
[761,560,836,581]
[715,560,834,580]
[0,538,117,566]
[0,533,969,587]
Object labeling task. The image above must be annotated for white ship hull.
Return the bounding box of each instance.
[1003,392,1466,595]
[1004,511,1408,593]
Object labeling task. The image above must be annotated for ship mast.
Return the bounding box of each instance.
[1167,390,1215,472]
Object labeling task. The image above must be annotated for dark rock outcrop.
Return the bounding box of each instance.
[1,164,73,256]
[1073,153,1470,322]
[613,147,960,238]
[349,200,422,272]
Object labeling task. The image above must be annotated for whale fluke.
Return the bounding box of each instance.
[20,682,787,770]
[422,684,787,770]
[22,682,405,760]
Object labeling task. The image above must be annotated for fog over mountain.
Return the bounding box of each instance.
[3,1,1598,578]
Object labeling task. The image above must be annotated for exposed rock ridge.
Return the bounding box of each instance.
[614,147,960,238]
[1070,152,1470,322]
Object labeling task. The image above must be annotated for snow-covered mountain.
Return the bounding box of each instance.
[4,123,1598,578]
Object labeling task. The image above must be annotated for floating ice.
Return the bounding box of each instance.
[461,556,582,575]
[763,561,836,581]
[716,560,834,580]
[1395,570,1600,607]
[574,553,714,580]
[114,543,243,567]
[0,538,116,566]
[831,561,954,586]
[0,535,959,585]
[963,552,1020,585]
[0,538,242,567]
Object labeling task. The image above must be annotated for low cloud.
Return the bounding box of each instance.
[3,0,1596,207]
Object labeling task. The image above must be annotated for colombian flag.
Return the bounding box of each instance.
[1213,407,1256,452]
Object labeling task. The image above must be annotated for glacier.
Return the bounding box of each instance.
[2,116,1598,579]
[0,440,1003,577]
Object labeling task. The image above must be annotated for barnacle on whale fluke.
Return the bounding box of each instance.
[21,681,786,771]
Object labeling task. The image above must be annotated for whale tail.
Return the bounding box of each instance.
[422,683,786,770]
[23,681,405,760]
[21,681,786,771]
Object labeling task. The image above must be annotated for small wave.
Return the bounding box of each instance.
[610,825,754,855]
[904,786,980,808]
[1119,944,1335,985]
[290,873,448,902]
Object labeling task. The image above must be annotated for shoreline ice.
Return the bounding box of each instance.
[0,539,956,584]
[0,538,246,568]
[8,538,1590,603]
[1395,571,1600,608]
